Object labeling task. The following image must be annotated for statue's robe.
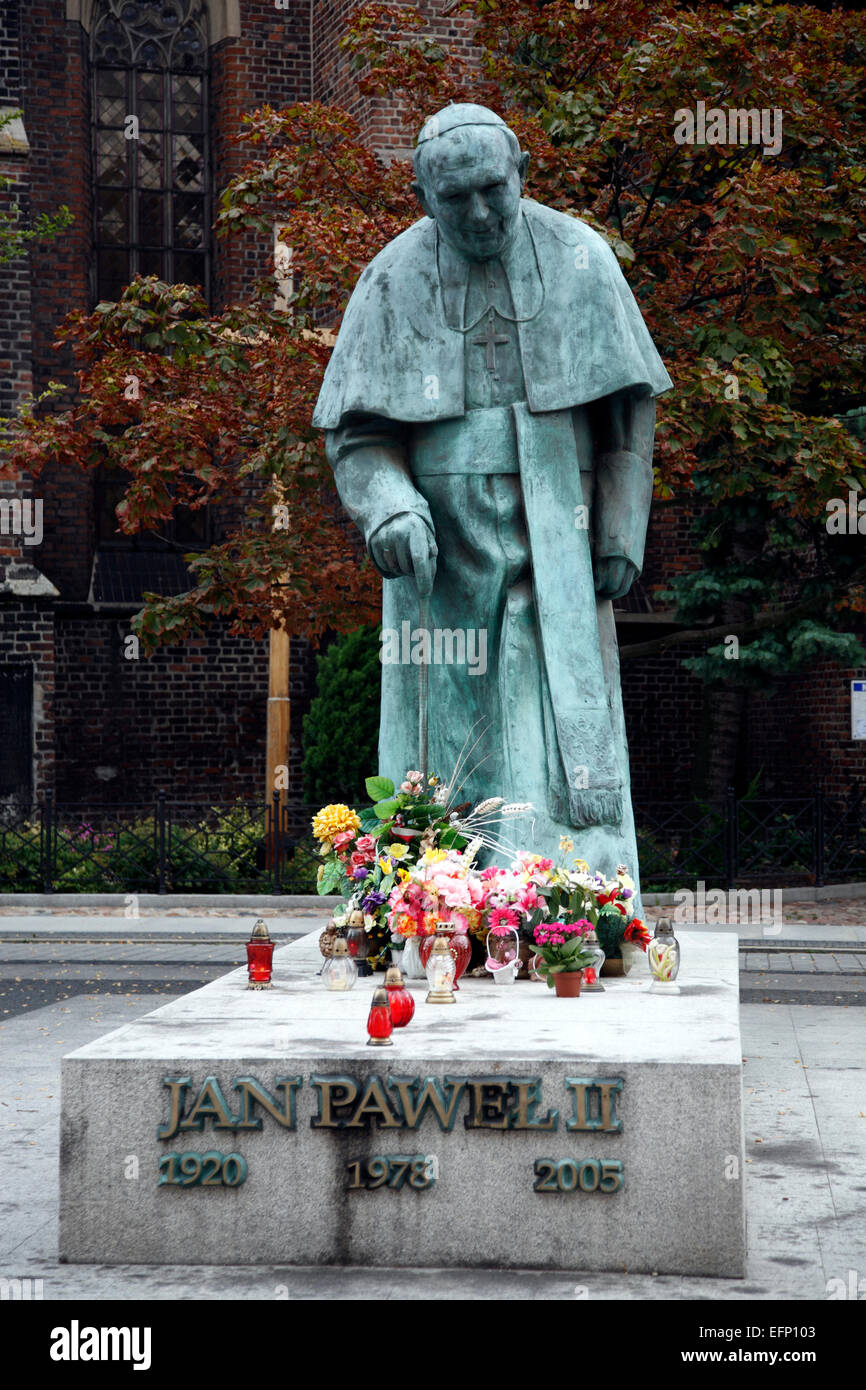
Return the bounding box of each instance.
[313,199,672,888]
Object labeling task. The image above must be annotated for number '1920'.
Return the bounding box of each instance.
[158,1151,248,1187]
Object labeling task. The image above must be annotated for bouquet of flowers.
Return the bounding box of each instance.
[522,841,651,962]
[475,852,553,940]
[312,768,531,969]
[387,847,486,939]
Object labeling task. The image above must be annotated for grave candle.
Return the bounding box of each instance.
[366,987,394,1046]
[245,920,275,989]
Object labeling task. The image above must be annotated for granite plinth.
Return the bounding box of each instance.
[60,930,746,1275]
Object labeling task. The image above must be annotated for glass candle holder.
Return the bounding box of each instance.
[425,935,457,1004]
[384,966,415,1027]
[581,928,606,992]
[648,918,681,991]
[322,938,358,991]
[246,919,275,989]
[366,987,394,1046]
[346,910,370,978]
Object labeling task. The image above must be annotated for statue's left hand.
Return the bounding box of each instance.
[595,556,637,601]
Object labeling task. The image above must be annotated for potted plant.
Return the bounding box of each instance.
[531,920,597,996]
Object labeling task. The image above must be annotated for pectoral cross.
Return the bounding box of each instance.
[472,308,509,381]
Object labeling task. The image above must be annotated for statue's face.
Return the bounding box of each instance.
[414,127,528,263]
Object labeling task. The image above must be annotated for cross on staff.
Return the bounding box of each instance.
[472,308,509,380]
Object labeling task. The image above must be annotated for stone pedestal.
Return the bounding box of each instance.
[60,930,745,1276]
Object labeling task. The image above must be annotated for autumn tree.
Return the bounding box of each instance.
[3,0,865,796]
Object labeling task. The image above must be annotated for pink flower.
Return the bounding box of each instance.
[355,835,377,858]
[489,906,520,931]
[332,830,355,851]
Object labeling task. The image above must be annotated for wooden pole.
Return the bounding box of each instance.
[266,480,291,866]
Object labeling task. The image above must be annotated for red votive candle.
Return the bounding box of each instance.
[366,987,394,1046]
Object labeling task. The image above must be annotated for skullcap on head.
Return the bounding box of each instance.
[413,104,522,183]
[416,103,511,146]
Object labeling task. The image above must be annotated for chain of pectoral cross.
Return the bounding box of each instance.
[471,308,509,381]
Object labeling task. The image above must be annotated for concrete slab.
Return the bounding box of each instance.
[2,992,864,1298]
[59,930,746,1277]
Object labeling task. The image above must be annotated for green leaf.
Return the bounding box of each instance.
[317,859,342,895]
[365,775,394,801]
[373,798,401,819]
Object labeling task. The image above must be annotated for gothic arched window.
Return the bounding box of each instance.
[91,0,210,304]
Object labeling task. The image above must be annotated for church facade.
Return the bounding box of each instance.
[0,0,862,820]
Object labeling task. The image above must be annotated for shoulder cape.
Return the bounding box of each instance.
[313,200,673,430]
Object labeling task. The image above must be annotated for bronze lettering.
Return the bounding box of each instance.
[233,1075,302,1131]
[345,1076,403,1129]
[178,1076,237,1133]
[464,1079,511,1129]
[388,1076,466,1131]
[158,1075,193,1141]
[309,1074,359,1129]
[509,1079,558,1131]
[565,1077,624,1132]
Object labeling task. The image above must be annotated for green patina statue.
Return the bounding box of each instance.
[314,104,672,889]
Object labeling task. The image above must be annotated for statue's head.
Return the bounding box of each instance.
[412,103,529,263]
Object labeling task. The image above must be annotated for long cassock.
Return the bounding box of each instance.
[313,198,673,888]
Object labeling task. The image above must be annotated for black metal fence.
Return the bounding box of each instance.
[0,794,322,895]
[634,786,865,891]
[0,787,863,894]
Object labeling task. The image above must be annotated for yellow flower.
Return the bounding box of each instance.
[422,847,447,864]
[573,857,590,873]
[316,865,324,884]
[559,836,574,854]
[311,804,360,843]
[397,867,410,882]
[378,856,392,873]
[387,843,409,860]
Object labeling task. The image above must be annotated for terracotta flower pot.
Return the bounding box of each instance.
[553,970,582,998]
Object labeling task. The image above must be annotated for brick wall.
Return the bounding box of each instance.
[53,616,314,805]
[211,0,312,307]
[312,0,480,155]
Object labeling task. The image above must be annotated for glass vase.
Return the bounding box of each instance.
[400,934,426,980]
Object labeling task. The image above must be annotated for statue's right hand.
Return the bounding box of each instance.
[370,514,438,596]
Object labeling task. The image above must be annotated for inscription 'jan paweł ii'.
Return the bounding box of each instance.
[157,1074,624,1141]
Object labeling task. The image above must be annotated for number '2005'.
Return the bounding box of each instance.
[533,1158,623,1193]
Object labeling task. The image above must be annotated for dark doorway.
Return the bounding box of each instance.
[0,664,33,806]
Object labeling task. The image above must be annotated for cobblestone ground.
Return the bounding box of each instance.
[0,898,864,924]
[645,899,866,926]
